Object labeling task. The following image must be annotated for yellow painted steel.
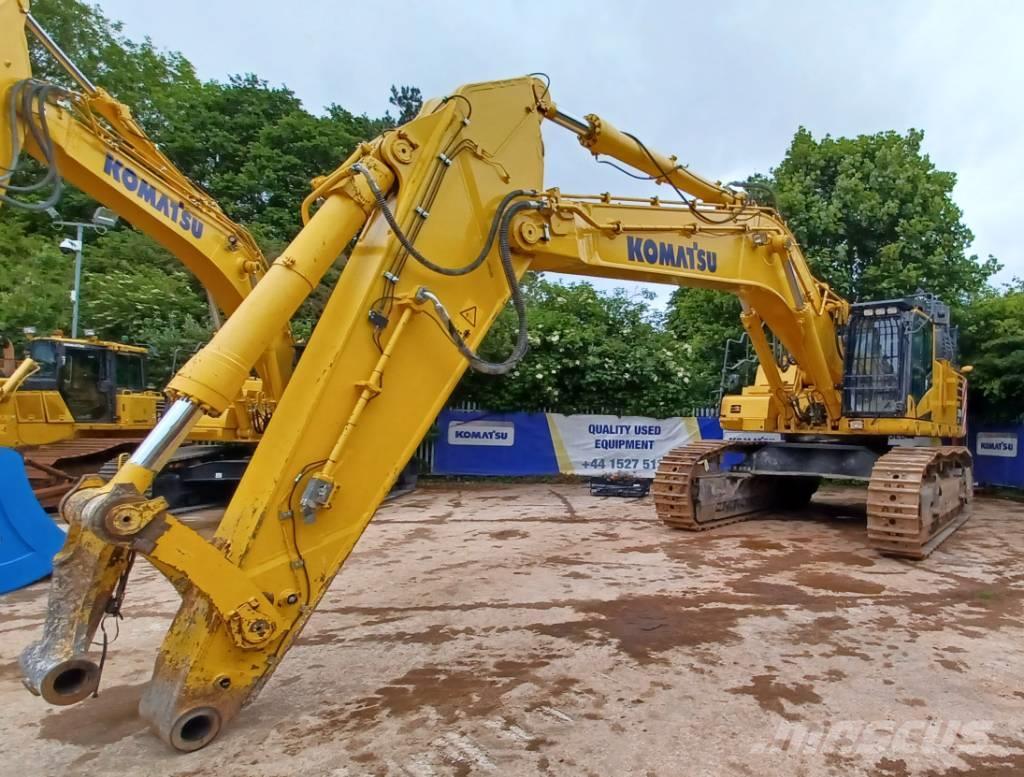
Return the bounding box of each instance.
[19,70,970,752]
[0,357,38,402]
[0,0,30,190]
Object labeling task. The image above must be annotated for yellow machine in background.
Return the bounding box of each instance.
[0,334,272,506]
[0,335,160,505]
[4,1,971,753]
[0,4,290,503]
[1,335,159,448]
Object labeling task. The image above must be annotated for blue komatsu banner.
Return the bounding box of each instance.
[433,409,723,477]
[969,423,1024,488]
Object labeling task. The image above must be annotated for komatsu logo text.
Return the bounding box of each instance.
[102,154,205,239]
[626,236,717,272]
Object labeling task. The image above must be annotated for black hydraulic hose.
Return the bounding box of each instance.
[1,79,67,211]
[351,162,541,374]
[426,198,541,375]
[352,162,534,276]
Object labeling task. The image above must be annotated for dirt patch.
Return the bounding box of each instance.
[874,757,912,777]
[794,571,886,595]
[528,594,758,664]
[789,615,854,646]
[282,657,575,753]
[813,550,876,568]
[37,683,147,745]
[922,749,1024,776]
[727,673,824,721]
[490,529,530,541]
[740,538,787,552]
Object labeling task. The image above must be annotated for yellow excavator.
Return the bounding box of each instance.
[4,1,971,752]
[0,8,290,507]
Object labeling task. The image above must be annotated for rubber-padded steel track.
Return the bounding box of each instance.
[866,445,973,559]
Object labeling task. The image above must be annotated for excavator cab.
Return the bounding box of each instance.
[841,294,955,419]
[22,336,149,423]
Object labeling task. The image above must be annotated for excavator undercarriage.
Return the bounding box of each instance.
[654,440,973,559]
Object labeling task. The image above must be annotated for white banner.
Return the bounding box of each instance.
[976,432,1017,458]
[546,414,701,478]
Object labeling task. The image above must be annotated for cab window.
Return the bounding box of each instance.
[909,317,933,402]
[27,340,58,381]
[116,353,145,391]
[60,346,108,420]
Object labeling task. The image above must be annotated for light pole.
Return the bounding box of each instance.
[49,206,119,338]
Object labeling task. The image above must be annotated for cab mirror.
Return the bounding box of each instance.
[961,365,974,374]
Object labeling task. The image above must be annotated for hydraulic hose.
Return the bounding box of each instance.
[1,79,68,211]
[416,198,542,374]
[351,163,542,374]
[352,162,534,276]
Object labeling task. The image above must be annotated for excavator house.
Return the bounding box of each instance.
[1,0,971,752]
[0,335,158,503]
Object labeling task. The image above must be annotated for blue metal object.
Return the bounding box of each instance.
[0,447,66,594]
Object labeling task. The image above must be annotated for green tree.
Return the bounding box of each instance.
[26,0,200,132]
[663,288,742,405]
[958,283,1024,422]
[388,85,423,125]
[769,127,998,303]
[0,217,74,345]
[455,276,698,416]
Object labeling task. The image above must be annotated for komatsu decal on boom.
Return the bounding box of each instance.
[3,1,971,752]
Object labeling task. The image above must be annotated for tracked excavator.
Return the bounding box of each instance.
[0,9,292,511]
[4,1,971,751]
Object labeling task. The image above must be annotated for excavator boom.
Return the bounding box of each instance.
[10,58,972,751]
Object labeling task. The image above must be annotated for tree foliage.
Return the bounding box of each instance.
[663,288,742,406]
[957,283,1024,421]
[388,85,423,125]
[455,276,699,415]
[768,127,999,304]
[0,217,74,340]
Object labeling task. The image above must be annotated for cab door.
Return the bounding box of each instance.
[57,344,115,422]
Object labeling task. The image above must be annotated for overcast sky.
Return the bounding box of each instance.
[98,0,1023,305]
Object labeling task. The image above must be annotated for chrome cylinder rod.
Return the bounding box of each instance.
[545,109,590,136]
[128,398,203,472]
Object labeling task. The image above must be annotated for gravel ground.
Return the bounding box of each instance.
[0,482,1021,776]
